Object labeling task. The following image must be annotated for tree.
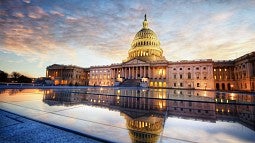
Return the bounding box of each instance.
[11,72,21,82]
[0,71,8,82]
[18,75,32,83]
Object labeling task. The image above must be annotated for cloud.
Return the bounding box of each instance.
[50,10,64,17]
[23,0,30,4]
[28,6,48,19]
[212,11,234,22]
[0,0,255,77]
[13,12,25,18]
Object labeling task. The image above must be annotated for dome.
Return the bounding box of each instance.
[127,14,165,62]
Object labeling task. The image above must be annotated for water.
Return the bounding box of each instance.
[0,87,254,143]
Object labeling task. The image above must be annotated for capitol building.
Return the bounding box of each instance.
[46,15,255,92]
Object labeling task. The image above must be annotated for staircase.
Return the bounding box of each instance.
[119,79,141,87]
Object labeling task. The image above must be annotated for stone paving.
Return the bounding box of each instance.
[0,109,102,143]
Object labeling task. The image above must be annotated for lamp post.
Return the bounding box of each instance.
[230,84,234,91]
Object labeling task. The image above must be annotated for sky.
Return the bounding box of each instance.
[0,0,255,78]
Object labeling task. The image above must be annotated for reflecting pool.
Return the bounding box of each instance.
[0,87,254,143]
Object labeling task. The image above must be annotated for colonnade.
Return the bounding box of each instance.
[111,66,167,80]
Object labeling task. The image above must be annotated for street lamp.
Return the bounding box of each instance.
[230,84,234,90]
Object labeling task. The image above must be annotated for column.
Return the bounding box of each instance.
[121,68,124,77]
[144,66,146,78]
[112,69,114,79]
[132,67,134,79]
[135,67,137,79]
[128,67,131,79]
[140,67,142,78]
[124,68,126,79]
[148,66,151,78]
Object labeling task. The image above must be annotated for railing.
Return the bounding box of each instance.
[0,82,45,86]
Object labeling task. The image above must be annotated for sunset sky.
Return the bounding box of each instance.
[0,0,255,77]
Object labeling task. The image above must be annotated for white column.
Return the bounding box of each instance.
[128,67,131,79]
[121,68,124,77]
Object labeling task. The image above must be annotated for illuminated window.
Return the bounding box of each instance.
[197,83,200,87]
[214,76,216,79]
[225,69,227,71]
[214,69,216,72]
[219,69,221,71]
[220,76,222,79]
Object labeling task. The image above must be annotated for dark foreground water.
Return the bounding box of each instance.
[0,87,254,143]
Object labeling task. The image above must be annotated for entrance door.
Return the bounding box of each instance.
[216,83,220,90]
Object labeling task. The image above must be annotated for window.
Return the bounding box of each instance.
[214,69,216,72]
[180,68,182,70]
[173,68,176,70]
[197,83,200,87]
[180,83,183,87]
[204,76,206,79]
[188,68,190,70]
[214,76,216,79]
[203,67,206,70]
[196,67,199,70]
[180,74,182,79]
[197,75,199,79]
[188,73,191,79]
[174,83,176,87]
[174,74,176,79]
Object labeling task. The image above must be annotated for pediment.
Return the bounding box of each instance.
[123,58,147,65]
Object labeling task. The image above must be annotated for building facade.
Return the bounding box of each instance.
[46,64,86,86]
[46,15,255,91]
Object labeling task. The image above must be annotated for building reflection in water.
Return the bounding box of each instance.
[42,88,255,142]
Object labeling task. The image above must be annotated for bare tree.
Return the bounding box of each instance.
[11,72,21,82]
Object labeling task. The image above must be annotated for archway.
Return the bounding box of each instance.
[216,83,220,90]
[222,83,225,90]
